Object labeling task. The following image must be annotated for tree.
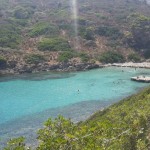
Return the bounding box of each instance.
[13,7,29,19]
[4,137,27,150]
[126,14,150,58]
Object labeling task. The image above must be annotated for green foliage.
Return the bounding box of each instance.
[25,54,45,64]
[58,51,74,62]
[38,38,71,51]
[0,56,7,68]
[126,14,150,56]
[95,13,108,20]
[4,137,26,150]
[13,6,30,19]
[99,51,125,63]
[58,52,89,62]
[0,24,21,49]
[78,53,89,62]
[85,87,150,150]
[128,53,141,62]
[37,116,77,150]
[79,27,95,40]
[29,22,59,37]
[58,23,73,31]
[37,115,103,150]
[96,26,122,40]
[78,18,87,26]
[7,18,28,27]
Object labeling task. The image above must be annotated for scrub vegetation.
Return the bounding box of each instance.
[0,0,150,71]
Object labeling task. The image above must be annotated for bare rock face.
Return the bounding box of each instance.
[0,62,7,69]
[7,61,17,68]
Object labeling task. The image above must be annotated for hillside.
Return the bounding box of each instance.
[4,87,150,149]
[0,0,150,74]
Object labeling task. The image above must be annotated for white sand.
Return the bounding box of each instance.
[107,62,150,69]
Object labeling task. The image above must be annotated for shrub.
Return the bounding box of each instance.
[96,26,122,40]
[7,18,28,27]
[128,53,141,62]
[79,27,95,40]
[0,56,7,68]
[58,51,74,62]
[78,18,87,26]
[13,6,29,19]
[38,38,71,51]
[29,22,59,37]
[78,53,89,62]
[99,51,125,63]
[4,137,26,150]
[25,54,46,64]
[0,24,21,49]
[126,14,150,51]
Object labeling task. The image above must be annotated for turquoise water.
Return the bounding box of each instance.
[0,67,150,125]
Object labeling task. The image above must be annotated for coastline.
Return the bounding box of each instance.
[108,62,150,69]
[0,61,150,76]
[0,67,150,148]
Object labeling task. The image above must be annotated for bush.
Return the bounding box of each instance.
[38,38,71,51]
[25,54,46,64]
[99,51,125,63]
[79,27,95,40]
[126,14,150,52]
[78,18,87,26]
[13,6,30,19]
[78,53,89,62]
[0,24,21,49]
[4,137,26,150]
[128,53,141,62]
[7,18,28,27]
[0,56,7,68]
[58,51,74,62]
[29,22,59,37]
[96,26,122,40]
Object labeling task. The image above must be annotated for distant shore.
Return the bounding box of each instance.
[0,61,150,76]
[107,62,150,69]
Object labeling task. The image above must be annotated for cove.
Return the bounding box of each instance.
[0,67,150,147]
[0,67,150,124]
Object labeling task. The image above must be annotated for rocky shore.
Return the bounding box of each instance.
[1,49,150,75]
[1,61,150,76]
[0,62,102,75]
[110,62,150,69]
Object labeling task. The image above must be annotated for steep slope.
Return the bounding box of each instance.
[0,0,150,74]
[83,87,150,149]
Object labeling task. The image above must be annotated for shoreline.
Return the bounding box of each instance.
[0,62,150,76]
[0,100,109,149]
[107,62,150,69]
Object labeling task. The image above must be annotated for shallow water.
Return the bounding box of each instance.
[0,67,150,148]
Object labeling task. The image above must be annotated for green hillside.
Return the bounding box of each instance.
[4,87,150,150]
[0,0,150,73]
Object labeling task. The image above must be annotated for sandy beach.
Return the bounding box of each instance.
[104,62,150,69]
